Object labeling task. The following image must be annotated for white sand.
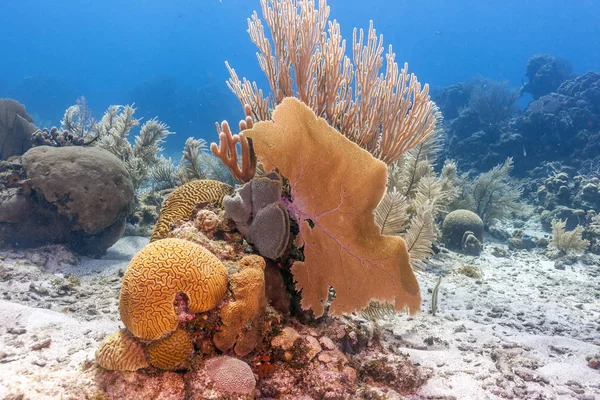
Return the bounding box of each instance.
[0,225,599,399]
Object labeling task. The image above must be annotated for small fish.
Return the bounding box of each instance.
[523,147,527,157]
[434,30,442,35]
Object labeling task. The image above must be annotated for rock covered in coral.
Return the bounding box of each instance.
[150,179,234,241]
[224,172,290,260]
[521,53,573,100]
[0,98,36,160]
[442,210,484,253]
[0,146,133,256]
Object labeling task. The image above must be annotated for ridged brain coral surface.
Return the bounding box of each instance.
[244,97,421,317]
[146,328,194,370]
[119,238,229,341]
[95,329,149,371]
[150,179,234,241]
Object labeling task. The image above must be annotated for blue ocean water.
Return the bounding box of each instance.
[1,0,598,155]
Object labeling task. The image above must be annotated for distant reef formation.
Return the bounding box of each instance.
[437,54,600,176]
[0,146,134,257]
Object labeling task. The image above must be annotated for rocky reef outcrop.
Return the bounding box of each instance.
[0,146,134,256]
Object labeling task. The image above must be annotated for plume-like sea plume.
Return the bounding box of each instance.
[550,219,590,254]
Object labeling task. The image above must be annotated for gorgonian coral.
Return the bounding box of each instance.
[244,97,421,317]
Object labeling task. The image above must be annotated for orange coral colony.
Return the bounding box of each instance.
[244,97,421,317]
[119,238,229,341]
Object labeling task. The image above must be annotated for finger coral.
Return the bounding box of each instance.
[150,179,234,241]
[119,238,229,341]
[244,97,421,317]
[146,328,194,370]
[213,255,267,356]
[95,329,149,371]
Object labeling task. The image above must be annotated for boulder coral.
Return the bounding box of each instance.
[95,329,149,372]
[213,255,268,356]
[146,328,194,370]
[150,179,234,241]
[119,238,229,341]
[244,97,421,317]
[442,210,484,252]
[1,145,134,256]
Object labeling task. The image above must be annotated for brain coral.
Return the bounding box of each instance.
[146,328,194,370]
[119,238,229,341]
[95,329,149,371]
[150,180,234,241]
[213,255,267,356]
[206,356,256,394]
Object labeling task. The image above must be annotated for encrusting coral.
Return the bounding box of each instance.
[244,97,421,317]
[213,255,268,356]
[150,179,234,241]
[119,238,229,341]
[95,329,149,372]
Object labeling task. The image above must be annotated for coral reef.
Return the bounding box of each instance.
[150,179,234,241]
[0,98,36,160]
[0,146,133,256]
[437,60,599,176]
[521,53,573,100]
[244,97,421,317]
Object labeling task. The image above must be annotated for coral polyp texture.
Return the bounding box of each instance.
[150,179,234,241]
[146,328,194,370]
[244,97,421,317]
[95,329,149,372]
[119,238,229,340]
[213,255,268,356]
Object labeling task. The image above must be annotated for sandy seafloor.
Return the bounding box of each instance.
[0,219,599,400]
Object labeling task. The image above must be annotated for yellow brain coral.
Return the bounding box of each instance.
[146,328,194,370]
[150,179,234,241]
[213,255,267,356]
[95,329,149,371]
[119,238,229,341]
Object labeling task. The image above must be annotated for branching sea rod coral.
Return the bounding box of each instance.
[244,97,421,317]
[225,0,441,164]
